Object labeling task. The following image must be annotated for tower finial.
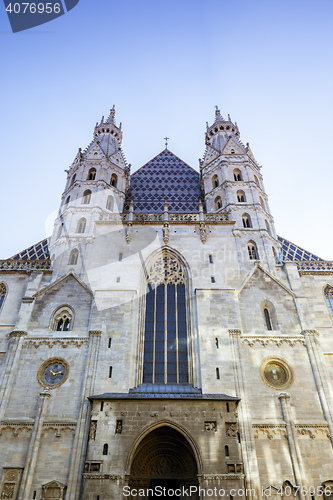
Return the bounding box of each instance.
[164,137,169,149]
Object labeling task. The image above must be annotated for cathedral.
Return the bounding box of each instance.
[0,107,332,500]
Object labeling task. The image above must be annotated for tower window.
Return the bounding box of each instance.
[247,241,259,260]
[68,248,79,265]
[106,195,114,211]
[259,196,266,211]
[82,189,92,204]
[100,402,104,411]
[233,169,242,181]
[215,196,222,210]
[109,366,113,378]
[254,175,259,187]
[119,253,123,261]
[52,306,73,331]
[70,174,76,186]
[215,338,219,348]
[216,367,220,379]
[209,254,213,264]
[65,196,70,206]
[103,443,108,455]
[88,168,96,180]
[143,252,189,385]
[265,220,271,235]
[111,173,118,187]
[212,174,219,189]
[272,247,279,264]
[324,285,333,319]
[76,218,86,234]
[211,276,215,283]
[57,223,63,239]
[264,308,273,330]
[108,338,112,348]
[0,283,7,312]
[242,213,252,228]
[225,445,229,457]
[237,190,246,202]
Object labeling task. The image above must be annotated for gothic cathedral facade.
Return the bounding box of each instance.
[0,108,332,499]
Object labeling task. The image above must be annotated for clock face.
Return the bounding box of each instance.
[43,362,67,386]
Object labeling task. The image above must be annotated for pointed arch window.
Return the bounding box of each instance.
[324,285,333,319]
[0,283,7,312]
[88,168,96,180]
[111,173,118,188]
[212,174,219,189]
[233,169,242,181]
[259,196,266,211]
[76,218,86,234]
[143,252,189,385]
[215,196,222,210]
[82,190,91,204]
[242,213,252,228]
[247,241,259,260]
[265,220,271,235]
[263,308,272,330]
[106,195,114,211]
[52,306,73,331]
[237,190,246,202]
[68,249,79,265]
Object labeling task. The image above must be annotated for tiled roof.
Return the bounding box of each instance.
[125,149,202,213]
[9,238,50,260]
[278,236,323,262]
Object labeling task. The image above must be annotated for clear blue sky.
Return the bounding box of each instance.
[0,0,332,259]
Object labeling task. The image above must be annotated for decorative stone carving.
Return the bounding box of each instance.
[205,421,217,431]
[242,336,305,348]
[150,411,159,417]
[0,469,22,500]
[24,337,89,349]
[226,423,238,438]
[89,421,97,441]
[115,420,122,434]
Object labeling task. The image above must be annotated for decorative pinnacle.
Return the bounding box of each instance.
[105,105,116,124]
[214,106,224,122]
[164,137,169,149]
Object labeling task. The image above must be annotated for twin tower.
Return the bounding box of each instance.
[50,106,281,277]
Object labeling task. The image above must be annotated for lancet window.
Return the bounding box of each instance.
[76,218,86,234]
[111,173,118,187]
[242,213,252,228]
[143,252,189,385]
[0,283,7,312]
[212,175,219,189]
[82,190,91,204]
[247,241,259,260]
[106,195,114,211]
[68,249,79,265]
[324,285,333,319]
[87,168,96,180]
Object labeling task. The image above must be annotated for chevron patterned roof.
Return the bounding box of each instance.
[278,236,323,261]
[125,149,202,213]
[9,238,50,260]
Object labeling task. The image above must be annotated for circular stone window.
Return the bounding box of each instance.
[260,358,293,389]
[37,357,69,389]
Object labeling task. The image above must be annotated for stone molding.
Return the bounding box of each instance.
[23,337,89,348]
[253,423,330,440]
[241,336,306,347]
[82,474,123,481]
[203,474,245,480]
[9,331,27,339]
[89,330,102,337]
[228,329,242,336]
[301,330,319,337]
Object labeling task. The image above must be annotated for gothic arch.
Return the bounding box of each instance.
[126,420,202,477]
[136,248,197,388]
[50,304,74,331]
[0,282,8,313]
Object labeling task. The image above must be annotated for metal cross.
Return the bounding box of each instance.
[164,137,169,149]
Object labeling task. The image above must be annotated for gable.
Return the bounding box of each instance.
[222,137,245,155]
[29,274,92,330]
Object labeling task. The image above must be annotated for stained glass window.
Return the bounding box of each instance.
[143,253,189,384]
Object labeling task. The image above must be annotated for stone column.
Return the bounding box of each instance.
[301,330,333,446]
[278,393,309,500]
[17,390,51,500]
[229,329,262,500]
[0,331,27,421]
[66,330,102,500]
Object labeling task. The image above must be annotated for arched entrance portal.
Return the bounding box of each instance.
[129,426,199,498]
